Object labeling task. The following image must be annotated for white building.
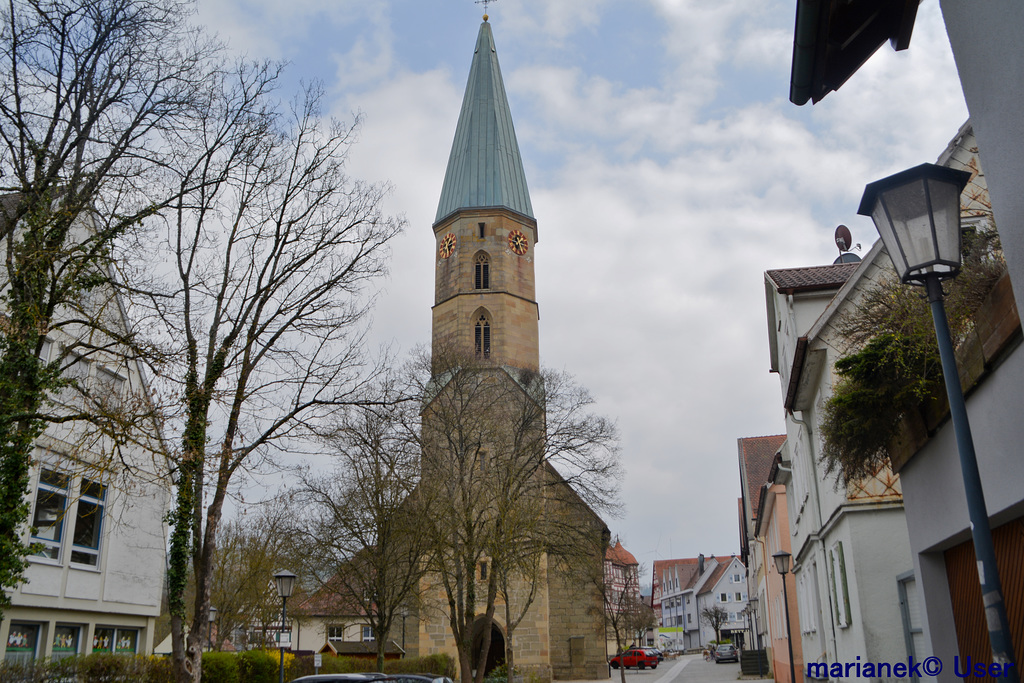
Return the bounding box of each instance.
[694,556,748,647]
[1,212,169,662]
[765,255,917,677]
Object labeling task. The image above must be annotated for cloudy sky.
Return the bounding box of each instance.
[195,0,969,571]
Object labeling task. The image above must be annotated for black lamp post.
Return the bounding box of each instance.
[207,606,217,651]
[772,552,796,683]
[859,163,1018,679]
[274,569,297,683]
[400,607,408,654]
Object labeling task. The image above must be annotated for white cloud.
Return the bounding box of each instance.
[195,0,972,565]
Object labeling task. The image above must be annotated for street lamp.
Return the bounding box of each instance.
[274,570,297,683]
[207,606,217,651]
[400,606,408,654]
[772,552,796,683]
[859,163,1018,679]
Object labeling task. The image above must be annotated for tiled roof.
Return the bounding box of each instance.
[295,576,366,617]
[653,558,703,595]
[606,540,638,566]
[739,435,786,523]
[766,263,859,293]
[697,558,735,595]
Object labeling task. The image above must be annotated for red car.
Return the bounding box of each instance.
[609,649,659,670]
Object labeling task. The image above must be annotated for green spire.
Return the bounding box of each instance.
[435,20,534,224]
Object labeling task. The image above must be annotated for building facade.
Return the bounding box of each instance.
[1,225,169,662]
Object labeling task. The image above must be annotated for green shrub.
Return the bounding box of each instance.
[201,651,240,683]
[238,649,279,683]
[384,654,456,677]
[0,654,173,682]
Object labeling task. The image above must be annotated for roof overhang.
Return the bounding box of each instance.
[790,0,921,105]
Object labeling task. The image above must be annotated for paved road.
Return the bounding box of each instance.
[594,654,754,683]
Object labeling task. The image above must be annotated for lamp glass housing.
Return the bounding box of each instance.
[772,551,791,575]
[273,570,297,599]
[858,163,971,285]
[209,606,218,623]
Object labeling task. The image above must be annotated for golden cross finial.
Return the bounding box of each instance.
[475,0,496,19]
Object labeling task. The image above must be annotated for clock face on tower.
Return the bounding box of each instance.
[508,230,529,255]
[439,232,457,259]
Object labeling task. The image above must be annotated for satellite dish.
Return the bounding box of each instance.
[833,252,862,264]
[835,224,853,253]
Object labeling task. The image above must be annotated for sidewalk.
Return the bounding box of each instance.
[572,653,760,683]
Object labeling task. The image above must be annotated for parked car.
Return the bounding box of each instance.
[609,649,659,669]
[291,676,389,683]
[713,643,738,663]
[379,675,455,683]
[643,648,664,662]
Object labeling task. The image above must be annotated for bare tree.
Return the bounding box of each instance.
[135,80,405,682]
[0,0,224,613]
[411,347,620,683]
[700,605,728,644]
[293,393,428,672]
[207,502,298,652]
[596,553,647,683]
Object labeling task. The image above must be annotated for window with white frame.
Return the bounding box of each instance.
[719,592,727,602]
[733,573,741,583]
[71,478,105,566]
[59,353,90,406]
[327,625,345,642]
[31,465,106,567]
[95,367,126,409]
[735,592,742,601]
[32,469,69,560]
[362,626,374,642]
[830,542,852,628]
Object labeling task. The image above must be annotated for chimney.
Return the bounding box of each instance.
[698,554,705,574]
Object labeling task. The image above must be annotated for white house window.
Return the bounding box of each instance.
[5,623,40,663]
[735,592,742,601]
[327,625,345,642]
[830,542,852,628]
[95,367,126,409]
[59,354,90,406]
[32,469,69,560]
[362,626,374,642]
[719,592,728,602]
[71,478,105,566]
[51,625,80,660]
[92,627,137,655]
[32,467,106,567]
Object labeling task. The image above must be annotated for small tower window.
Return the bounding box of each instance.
[475,315,491,359]
[474,253,490,290]
[478,222,486,238]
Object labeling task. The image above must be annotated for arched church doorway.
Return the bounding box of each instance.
[470,617,506,677]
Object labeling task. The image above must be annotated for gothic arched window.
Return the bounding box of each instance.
[474,253,490,290]
[475,314,491,359]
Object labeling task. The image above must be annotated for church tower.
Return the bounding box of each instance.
[432,17,539,371]
[412,18,611,683]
